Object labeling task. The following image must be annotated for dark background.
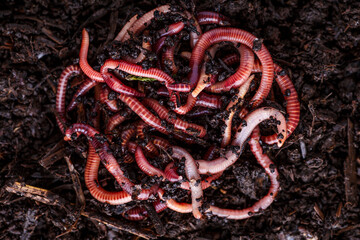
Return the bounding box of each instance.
[0,0,359,239]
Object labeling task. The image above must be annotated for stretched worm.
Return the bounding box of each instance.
[102,73,145,97]
[56,65,81,133]
[118,94,168,134]
[207,126,280,219]
[142,98,206,137]
[196,11,231,26]
[196,107,287,174]
[80,29,104,82]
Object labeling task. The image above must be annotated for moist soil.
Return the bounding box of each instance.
[1,0,359,239]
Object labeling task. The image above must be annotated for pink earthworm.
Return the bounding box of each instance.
[207,126,279,219]
[158,22,185,38]
[221,75,253,147]
[55,65,81,133]
[158,188,192,214]
[114,14,138,42]
[105,109,132,137]
[196,107,287,174]
[171,146,203,219]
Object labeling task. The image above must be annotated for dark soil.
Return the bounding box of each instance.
[1,0,359,239]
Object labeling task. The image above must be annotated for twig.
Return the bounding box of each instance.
[344,118,358,208]
[144,203,165,236]
[5,181,156,239]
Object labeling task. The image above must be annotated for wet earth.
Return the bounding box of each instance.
[0,0,359,239]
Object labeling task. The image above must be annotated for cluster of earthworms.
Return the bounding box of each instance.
[56,5,300,221]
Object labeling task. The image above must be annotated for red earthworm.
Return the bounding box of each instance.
[85,144,132,204]
[67,78,97,112]
[99,86,119,112]
[157,87,221,109]
[251,58,262,73]
[207,126,279,219]
[171,146,203,219]
[64,123,134,194]
[196,107,287,174]
[186,107,215,118]
[250,60,300,143]
[80,29,104,82]
[136,121,148,140]
[196,11,231,26]
[135,146,166,178]
[91,85,102,130]
[208,45,254,93]
[102,72,145,97]
[123,200,167,221]
[122,5,171,42]
[114,14,139,42]
[221,75,253,147]
[101,59,175,87]
[118,94,168,134]
[151,136,170,150]
[121,127,136,152]
[56,65,81,133]
[180,172,223,190]
[158,22,185,38]
[188,27,274,109]
[196,92,222,109]
[167,83,191,92]
[222,53,239,66]
[135,122,160,157]
[105,109,131,137]
[158,188,192,214]
[142,98,206,137]
[127,141,137,154]
[164,162,183,182]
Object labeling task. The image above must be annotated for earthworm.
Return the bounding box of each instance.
[142,98,206,137]
[158,188,192,214]
[117,94,168,134]
[114,14,138,42]
[102,73,145,97]
[207,126,279,219]
[135,146,166,178]
[99,86,120,112]
[153,36,167,55]
[101,59,175,87]
[184,11,202,48]
[167,83,191,92]
[122,5,171,42]
[105,109,131,137]
[80,29,104,82]
[64,123,134,194]
[208,45,254,93]
[151,136,170,150]
[123,200,167,221]
[122,31,152,63]
[162,44,179,74]
[55,64,81,133]
[196,107,286,174]
[120,127,136,152]
[221,75,253,147]
[158,22,185,38]
[251,61,300,144]
[188,28,274,109]
[196,11,231,26]
[171,146,203,219]
[186,107,215,117]
[67,78,97,112]
[85,144,131,205]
